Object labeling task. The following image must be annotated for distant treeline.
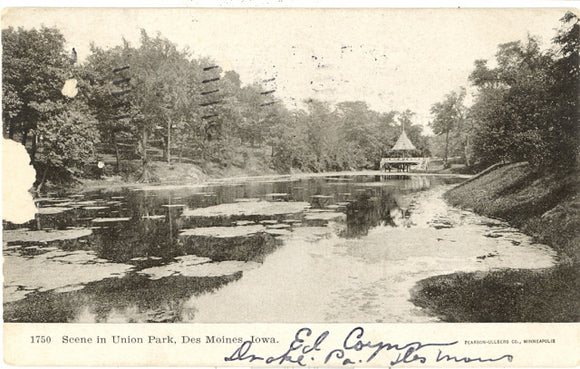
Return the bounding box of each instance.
[2,27,428,185]
[2,12,577,187]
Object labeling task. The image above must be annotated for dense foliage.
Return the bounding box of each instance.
[431,12,579,169]
[2,27,426,186]
[2,12,577,188]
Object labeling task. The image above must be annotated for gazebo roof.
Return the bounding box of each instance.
[391,129,416,151]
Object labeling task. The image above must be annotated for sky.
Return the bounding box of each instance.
[1,7,572,131]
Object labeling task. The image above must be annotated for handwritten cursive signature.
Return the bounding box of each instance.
[324,326,458,366]
[223,326,514,366]
[224,327,327,366]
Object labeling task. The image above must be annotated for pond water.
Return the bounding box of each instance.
[3,174,557,323]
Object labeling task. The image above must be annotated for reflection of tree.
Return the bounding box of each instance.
[342,189,401,238]
[3,273,241,323]
[91,219,178,262]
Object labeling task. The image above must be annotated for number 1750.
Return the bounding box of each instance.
[31,336,51,344]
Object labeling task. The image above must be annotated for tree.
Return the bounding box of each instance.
[548,11,579,168]
[468,35,562,167]
[2,26,69,155]
[34,102,100,190]
[429,89,467,166]
[2,26,103,188]
[335,101,378,169]
[398,109,429,157]
[85,31,193,181]
[269,109,306,173]
[369,111,398,161]
[83,43,135,171]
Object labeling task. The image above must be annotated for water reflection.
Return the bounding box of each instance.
[4,274,240,323]
[343,190,399,237]
[4,173,550,323]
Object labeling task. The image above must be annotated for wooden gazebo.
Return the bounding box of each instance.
[380,127,423,172]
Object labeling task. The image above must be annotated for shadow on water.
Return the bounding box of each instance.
[180,232,281,262]
[340,177,431,238]
[342,189,402,238]
[91,218,180,263]
[4,273,241,323]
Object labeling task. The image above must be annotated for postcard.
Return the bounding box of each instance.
[2,6,579,367]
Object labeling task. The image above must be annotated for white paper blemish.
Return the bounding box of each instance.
[2,138,37,224]
[61,78,78,98]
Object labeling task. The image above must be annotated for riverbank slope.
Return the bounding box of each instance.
[444,162,579,262]
[411,162,579,322]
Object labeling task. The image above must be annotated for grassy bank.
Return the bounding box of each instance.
[411,162,579,322]
[410,265,579,322]
[444,162,579,262]
[69,146,280,193]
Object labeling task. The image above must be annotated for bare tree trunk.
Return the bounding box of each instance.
[444,129,450,167]
[21,129,28,147]
[30,134,37,163]
[464,135,471,167]
[8,122,15,139]
[112,133,120,172]
[167,119,171,165]
[142,129,148,164]
[138,129,158,183]
[35,166,49,195]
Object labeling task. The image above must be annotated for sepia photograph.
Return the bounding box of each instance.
[2,6,578,332]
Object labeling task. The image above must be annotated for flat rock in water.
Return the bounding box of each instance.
[175,255,212,264]
[130,256,164,262]
[104,200,122,206]
[265,229,292,236]
[180,225,266,238]
[235,198,261,203]
[304,212,346,221]
[134,184,205,191]
[91,217,131,223]
[142,215,166,220]
[311,195,334,199]
[265,193,289,199]
[53,284,86,294]
[327,177,352,181]
[138,259,259,280]
[260,220,279,225]
[3,250,133,302]
[3,229,93,243]
[234,220,256,226]
[37,207,72,215]
[161,204,186,208]
[182,201,310,218]
[51,250,107,264]
[282,219,302,224]
[267,223,291,229]
[70,200,98,206]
